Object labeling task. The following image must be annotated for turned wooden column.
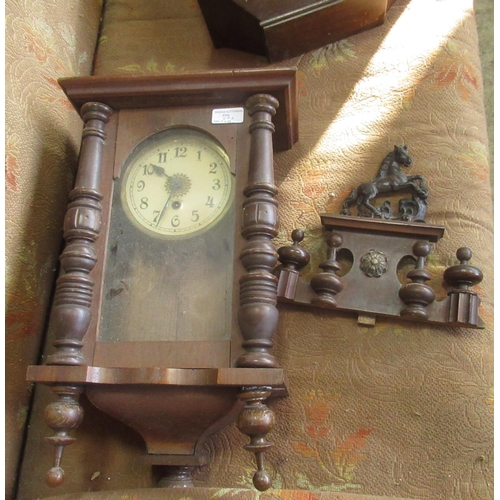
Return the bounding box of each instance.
[236,94,280,491]
[46,101,112,366]
[43,101,112,486]
[237,94,280,369]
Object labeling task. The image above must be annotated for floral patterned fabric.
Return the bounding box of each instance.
[5,1,103,497]
[43,488,416,500]
[16,0,493,499]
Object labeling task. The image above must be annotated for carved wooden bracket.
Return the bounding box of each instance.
[277,214,484,328]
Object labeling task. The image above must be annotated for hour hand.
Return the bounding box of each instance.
[150,164,169,177]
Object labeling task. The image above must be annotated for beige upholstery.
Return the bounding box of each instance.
[5,2,103,497]
[14,1,493,499]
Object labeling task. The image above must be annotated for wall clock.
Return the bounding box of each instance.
[27,70,298,491]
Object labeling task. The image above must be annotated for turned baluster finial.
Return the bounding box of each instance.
[278,229,310,271]
[43,385,84,487]
[310,231,344,308]
[277,229,310,300]
[443,247,483,325]
[399,241,435,320]
[237,387,275,491]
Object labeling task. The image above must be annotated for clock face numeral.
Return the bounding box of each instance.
[171,215,180,227]
[174,146,187,158]
[143,164,155,175]
[121,128,233,239]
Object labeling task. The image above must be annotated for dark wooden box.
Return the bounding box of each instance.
[198,0,396,62]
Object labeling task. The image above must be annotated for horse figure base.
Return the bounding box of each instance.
[341,196,427,222]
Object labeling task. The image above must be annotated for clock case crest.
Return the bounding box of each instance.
[26,70,298,490]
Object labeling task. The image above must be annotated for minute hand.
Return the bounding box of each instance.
[157,191,173,227]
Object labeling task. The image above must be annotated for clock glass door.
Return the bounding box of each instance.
[95,108,240,368]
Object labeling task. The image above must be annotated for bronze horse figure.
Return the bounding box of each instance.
[341,145,428,219]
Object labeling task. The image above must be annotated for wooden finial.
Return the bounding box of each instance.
[237,387,275,491]
[277,229,310,271]
[43,385,84,487]
[399,240,435,320]
[310,231,344,308]
[443,247,483,325]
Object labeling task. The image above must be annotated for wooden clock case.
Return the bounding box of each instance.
[27,69,298,490]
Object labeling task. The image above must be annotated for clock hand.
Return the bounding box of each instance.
[150,164,170,178]
[156,173,192,227]
[156,191,173,227]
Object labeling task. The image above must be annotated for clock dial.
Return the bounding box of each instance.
[121,127,233,238]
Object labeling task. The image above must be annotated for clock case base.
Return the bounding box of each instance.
[27,70,298,490]
[27,366,287,464]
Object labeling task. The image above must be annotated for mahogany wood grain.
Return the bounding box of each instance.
[86,385,241,457]
[27,365,287,387]
[320,214,445,242]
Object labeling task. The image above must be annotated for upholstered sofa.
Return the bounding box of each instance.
[6,1,493,499]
